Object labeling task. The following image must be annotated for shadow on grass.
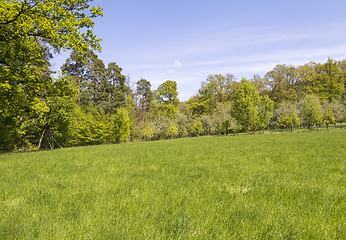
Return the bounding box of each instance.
[333,124,346,129]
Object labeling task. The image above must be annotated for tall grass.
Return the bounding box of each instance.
[1,126,345,239]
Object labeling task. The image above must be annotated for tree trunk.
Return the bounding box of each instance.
[51,132,63,148]
[46,135,53,149]
[77,66,80,104]
[37,129,46,150]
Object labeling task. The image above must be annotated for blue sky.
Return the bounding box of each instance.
[52,0,346,101]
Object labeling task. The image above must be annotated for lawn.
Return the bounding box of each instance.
[1,127,346,239]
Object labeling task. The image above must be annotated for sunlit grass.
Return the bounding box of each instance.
[1,126,345,239]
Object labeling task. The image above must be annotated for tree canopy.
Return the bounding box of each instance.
[0,0,103,151]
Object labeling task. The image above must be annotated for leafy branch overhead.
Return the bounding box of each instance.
[0,0,103,96]
[0,0,102,51]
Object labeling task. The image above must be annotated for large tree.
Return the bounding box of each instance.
[205,74,239,102]
[232,79,261,132]
[136,78,153,120]
[186,81,216,116]
[232,78,273,133]
[265,64,298,103]
[0,0,102,151]
[273,101,300,132]
[301,95,323,130]
[106,62,127,110]
[1,0,102,94]
[153,80,179,118]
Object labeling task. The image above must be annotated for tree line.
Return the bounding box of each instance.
[1,1,346,152]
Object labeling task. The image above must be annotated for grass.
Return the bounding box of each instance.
[0,126,346,239]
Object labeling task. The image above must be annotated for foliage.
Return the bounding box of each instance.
[4,7,346,155]
[166,123,179,139]
[0,0,102,103]
[232,79,261,132]
[186,81,217,117]
[321,100,346,123]
[176,112,193,138]
[205,74,239,102]
[113,107,131,143]
[106,62,128,110]
[190,121,204,137]
[309,60,344,102]
[154,80,179,106]
[301,95,323,130]
[141,127,153,141]
[136,79,153,107]
[68,105,112,146]
[199,114,215,136]
[0,75,78,151]
[265,64,298,103]
[0,0,102,151]
[274,102,300,132]
[214,103,238,135]
[153,80,179,118]
[151,115,173,139]
[323,108,336,129]
[256,95,274,131]
[62,51,128,112]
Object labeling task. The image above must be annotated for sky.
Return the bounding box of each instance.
[51,0,346,101]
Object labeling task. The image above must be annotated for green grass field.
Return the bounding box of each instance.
[1,127,346,239]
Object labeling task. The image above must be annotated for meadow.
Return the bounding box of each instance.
[0,126,346,239]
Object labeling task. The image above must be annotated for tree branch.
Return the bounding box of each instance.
[37,128,46,150]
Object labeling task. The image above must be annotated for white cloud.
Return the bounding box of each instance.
[174,60,182,68]
[161,69,174,76]
[186,44,346,69]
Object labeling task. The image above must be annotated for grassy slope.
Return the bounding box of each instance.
[0,127,346,239]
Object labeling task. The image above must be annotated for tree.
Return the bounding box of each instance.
[214,103,238,135]
[301,95,323,130]
[141,127,153,141]
[199,115,213,136]
[153,80,179,118]
[322,100,346,123]
[274,102,300,132]
[295,62,317,96]
[191,121,204,137]
[265,64,298,103]
[176,112,193,138]
[232,79,261,133]
[296,59,345,102]
[113,108,131,143]
[251,74,269,96]
[83,52,107,107]
[62,51,128,113]
[166,123,179,139]
[136,78,153,120]
[186,81,216,116]
[205,74,239,102]
[256,95,274,132]
[0,0,102,151]
[69,106,112,146]
[61,50,91,103]
[1,0,102,101]
[152,115,174,139]
[313,59,345,102]
[106,62,127,110]
[19,75,79,150]
[323,108,336,130]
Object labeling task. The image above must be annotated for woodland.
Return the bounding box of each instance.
[1,0,346,152]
